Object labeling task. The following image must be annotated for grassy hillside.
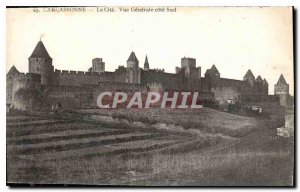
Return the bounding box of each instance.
[78,107,260,138]
[6,104,293,186]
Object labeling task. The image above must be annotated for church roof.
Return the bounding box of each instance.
[276,74,288,85]
[29,41,52,59]
[256,75,263,82]
[144,55,149,67]
[127,51,139,63]
[244,69,255,79]
[7,65,20,75]
[144,55,149,64]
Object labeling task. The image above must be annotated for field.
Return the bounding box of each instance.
[6,106,294,186]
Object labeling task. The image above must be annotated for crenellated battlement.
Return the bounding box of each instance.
[181,57,196,68]
[54,69,114,76]
[150,68,165,72]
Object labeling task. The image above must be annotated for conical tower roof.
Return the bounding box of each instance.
[210,64,220,75]
[127,51,139,63]
[7,65,20,75]
[276,74,288,85]
[244,69,255,79]
[29,41,52,59]
[256,75,263,82]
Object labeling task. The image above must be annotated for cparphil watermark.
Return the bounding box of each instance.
[97,92,203,109]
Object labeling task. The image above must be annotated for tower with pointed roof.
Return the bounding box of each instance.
[274,74,289,95]
[127,51,139,68]
[243,69,255,87]
[274,74,289,106]
[205,64,220,79]
[255,75,263,83]
[7,66,20,77]
[28,40,54,85]
[255,75,264,93]
[126,51,141,84]
[144,55,149,71]
[6,66,20,104]
[203,64,220,90]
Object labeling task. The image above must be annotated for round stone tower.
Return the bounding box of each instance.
[126,51,140,84]
[274,74,289,95]
[274,74,289,106]
[127,51,139,68]
[28,40,54,85]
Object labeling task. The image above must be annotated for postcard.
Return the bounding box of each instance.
[6,6,294,186]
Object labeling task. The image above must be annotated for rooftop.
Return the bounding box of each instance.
[127,51,139,63]
[29,41,52,59]
[276,74,288,85]
[244,69,255,79]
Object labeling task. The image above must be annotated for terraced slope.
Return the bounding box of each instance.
[7,107,292,186]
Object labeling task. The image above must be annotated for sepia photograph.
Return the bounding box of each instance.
[6,6,294,186]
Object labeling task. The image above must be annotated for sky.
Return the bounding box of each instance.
[6,7,294,95]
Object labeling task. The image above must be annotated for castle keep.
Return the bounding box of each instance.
[7,40,289,110]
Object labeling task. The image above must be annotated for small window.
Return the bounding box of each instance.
[36,58,38,61]
[45,59,47,62]
[37,67,39,71]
